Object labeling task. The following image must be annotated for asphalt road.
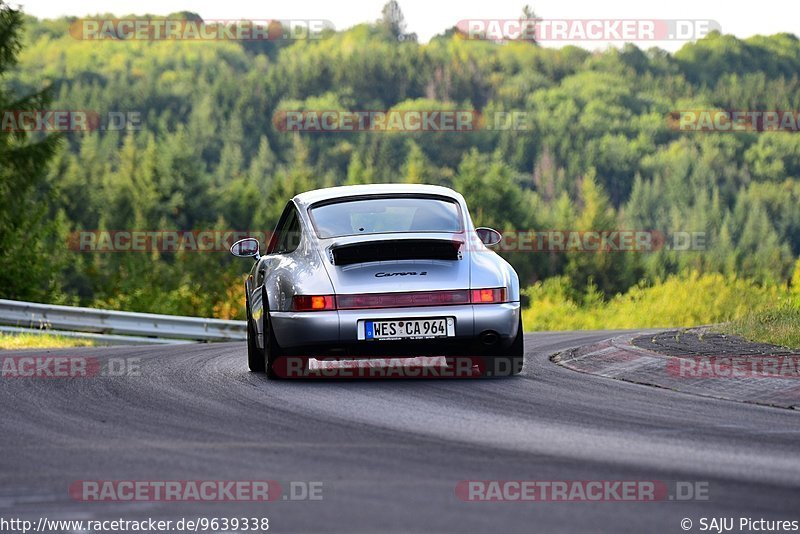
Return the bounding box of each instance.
[1,331,799,533]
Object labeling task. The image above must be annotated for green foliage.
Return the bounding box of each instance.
[2,6,800,321]
[562,172,632,296]
[0,2,63,301]
[719,301,800,349]
[523,271,790,331]
[791,259,800,295]
[0,332,96,349]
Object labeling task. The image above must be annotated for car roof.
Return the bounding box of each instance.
[293,184,464,208]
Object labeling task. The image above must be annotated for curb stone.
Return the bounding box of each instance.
[553,330,800,410]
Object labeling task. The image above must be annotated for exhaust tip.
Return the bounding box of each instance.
[480,331,499,346]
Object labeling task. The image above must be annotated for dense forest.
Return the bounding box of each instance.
[3,2,800,320]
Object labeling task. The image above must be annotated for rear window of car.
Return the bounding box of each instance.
[309,196,463,238]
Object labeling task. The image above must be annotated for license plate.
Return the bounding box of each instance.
[362,318,455,341]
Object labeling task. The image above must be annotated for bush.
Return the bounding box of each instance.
[719,301,800,348]
[522,271,790,331]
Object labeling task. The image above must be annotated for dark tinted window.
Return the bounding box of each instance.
[310,197,462,238]
[274,207,302,254]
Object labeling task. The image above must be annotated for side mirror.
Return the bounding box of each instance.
[475,227,502,247]
[230,238,260,259]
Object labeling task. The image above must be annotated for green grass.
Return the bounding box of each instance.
[0,333,96,350]
[522,271,799,331]
[716,304,800,349]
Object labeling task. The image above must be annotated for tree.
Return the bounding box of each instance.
[0,2,62,300]
[563,173,633,298]
[8,10,800,316]
[791,259,800,297]
[519,5,538,43]
[379,1,415,41]
[453,149,541,283]
[345,152,376,185]
[401,140,432,184]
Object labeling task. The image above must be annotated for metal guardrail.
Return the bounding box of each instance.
[0,299,247,344]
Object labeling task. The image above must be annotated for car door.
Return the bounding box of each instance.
[251,202,302,336]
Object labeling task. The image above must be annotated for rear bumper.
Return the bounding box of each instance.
[270,302,520,354]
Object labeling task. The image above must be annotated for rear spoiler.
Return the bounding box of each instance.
[329,238,463,266]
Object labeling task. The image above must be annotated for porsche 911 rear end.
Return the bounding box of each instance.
[266,186,523,377]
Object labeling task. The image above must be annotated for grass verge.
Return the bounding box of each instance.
[716,304,800,349]
[522,271,799,332]
[0,333,96,350]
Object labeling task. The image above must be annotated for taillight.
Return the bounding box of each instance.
[470,288,507,304]
[291,289,506,310]
[336,290,470,310]
[292,295,336,311]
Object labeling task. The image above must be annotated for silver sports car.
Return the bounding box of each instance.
[230,184,523,378]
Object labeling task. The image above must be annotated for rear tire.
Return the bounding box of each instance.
[262,288,284,379]
[485,315,524,377]
[247,308,265,373]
